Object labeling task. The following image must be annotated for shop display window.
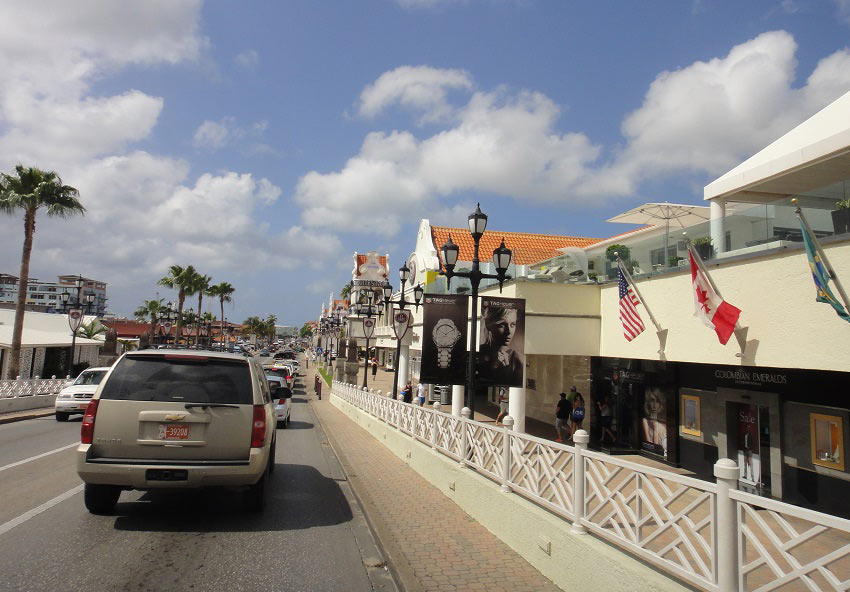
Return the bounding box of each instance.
[810,413,845,471]
[681,394,701,437]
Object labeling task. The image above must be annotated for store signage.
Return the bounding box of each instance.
[68,308,84,332]
[362,318,376,340]
[713,369,788,387]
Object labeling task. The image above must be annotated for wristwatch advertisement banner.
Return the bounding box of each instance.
[421,294,469,385]
[477,296,526,387]
[392,308,412,341]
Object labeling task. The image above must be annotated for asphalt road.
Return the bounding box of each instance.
[0,367,395,592]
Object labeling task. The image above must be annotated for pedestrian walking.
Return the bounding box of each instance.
[495,387,509,425]
[416,382,426,406]
[570,393,585,435]
[315,374,322,400]
[371,357,378,377]
[401,381,413,404]
[555,392,571,443]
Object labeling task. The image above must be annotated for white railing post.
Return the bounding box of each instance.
[460,407,470,467]
[377,390,382,396]
[714,458,739,591]
[501,416,514,493]
[571,429,588,534]
[431,402,441,449]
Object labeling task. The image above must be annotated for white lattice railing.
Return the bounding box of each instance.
[0,376,70,398]
[332,382,850,592]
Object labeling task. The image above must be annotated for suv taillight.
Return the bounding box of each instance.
[81,399,99,444]
[251,404,266,448]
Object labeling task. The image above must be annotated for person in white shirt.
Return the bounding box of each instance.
[417,382,426,406]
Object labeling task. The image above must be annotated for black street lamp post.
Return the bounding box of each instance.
[60,275,96,376]
[160,302,177,346]
[355,289,382,389]
[438,204,513,419]
[382,263,424,398]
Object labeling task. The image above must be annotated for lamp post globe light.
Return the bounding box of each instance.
[439,203,512,419]
[61,275,96,377]
[383,263,424,398]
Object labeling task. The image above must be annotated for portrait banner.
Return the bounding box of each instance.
[421,294,468,385]
[392,308,412,341]
[477,296,525,387]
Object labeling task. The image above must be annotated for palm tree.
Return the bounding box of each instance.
[207,282,235,347]
[193,273,212,347]
[134,298,165,343]
[158,265,197,346]
[77,320,107,340]
[0,165,84,378]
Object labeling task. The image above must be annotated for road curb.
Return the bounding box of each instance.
[0,409,55,425]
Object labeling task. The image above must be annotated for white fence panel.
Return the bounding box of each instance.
[507,431,575,518]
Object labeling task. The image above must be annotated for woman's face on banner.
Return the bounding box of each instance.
[489,309,517,347]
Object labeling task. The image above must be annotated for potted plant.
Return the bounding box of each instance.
[692,236,713,260]
[668,255,684,268]
[832,198,850,235]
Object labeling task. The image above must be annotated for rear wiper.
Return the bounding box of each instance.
[184,403,240,409]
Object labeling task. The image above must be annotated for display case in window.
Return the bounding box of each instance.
[681,394,701,437]
[810,413,844,471]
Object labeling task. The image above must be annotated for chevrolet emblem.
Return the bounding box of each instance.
[164,414,186,421]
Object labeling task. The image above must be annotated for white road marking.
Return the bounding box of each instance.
[0,442,78,472]
[0,484,84,536]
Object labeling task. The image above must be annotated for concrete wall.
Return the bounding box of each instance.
[331,394,687,592]
[599,239,850,371]
[0,394,56,413]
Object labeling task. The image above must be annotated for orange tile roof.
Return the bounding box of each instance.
[430,226,603,266]
[103,320,151,338]
[355,254,388,267]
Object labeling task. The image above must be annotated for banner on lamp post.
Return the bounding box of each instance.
[362,317,376,340]
[477,296,526,387]
[68,309,84,333]
[392,308,412,341]
[420,294,468,385]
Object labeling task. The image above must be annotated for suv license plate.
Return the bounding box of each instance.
[146,469,188,481]
[158,424,190,440]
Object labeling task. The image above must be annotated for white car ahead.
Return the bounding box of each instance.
[266,375,292,428]
[55,367,110,421]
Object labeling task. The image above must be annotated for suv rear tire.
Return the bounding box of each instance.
[244,467,269,513]
[84,483,121,514]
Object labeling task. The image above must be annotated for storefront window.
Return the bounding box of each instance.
[810,413,844,471]
[681,394,701,437]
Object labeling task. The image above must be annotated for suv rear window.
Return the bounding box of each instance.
[100,355,253,404]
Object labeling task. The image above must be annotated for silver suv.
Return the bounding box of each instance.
[77,350,282,514]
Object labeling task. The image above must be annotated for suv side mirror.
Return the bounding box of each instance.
[280,387,292,399]
[268,382,279,395]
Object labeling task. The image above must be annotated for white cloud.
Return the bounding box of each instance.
[192,117,271,152]
[235,49,259,70]
[193,119,230,150]
[297,33,850,236]
[358,65,474,124]
[835,0,850,26]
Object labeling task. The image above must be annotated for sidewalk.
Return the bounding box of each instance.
[0,407,55,425]
[308,364,561,592]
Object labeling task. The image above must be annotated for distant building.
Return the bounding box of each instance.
[0,273,108,316]
[275,326,298,339]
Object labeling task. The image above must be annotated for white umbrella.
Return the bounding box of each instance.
[607,203,710,267]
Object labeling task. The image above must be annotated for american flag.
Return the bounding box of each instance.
[618,266,645,341]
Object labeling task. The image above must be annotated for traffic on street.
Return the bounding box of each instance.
[0,353,395,592]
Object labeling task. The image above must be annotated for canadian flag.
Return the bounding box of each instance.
[690,251,741,345]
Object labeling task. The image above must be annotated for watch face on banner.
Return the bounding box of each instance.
[392,309,411,341]
[420,294,468,385]
[363,317,376,339]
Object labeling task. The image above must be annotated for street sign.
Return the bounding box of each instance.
[363,317,376,339]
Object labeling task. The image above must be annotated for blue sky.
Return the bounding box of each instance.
[2,0,850,327]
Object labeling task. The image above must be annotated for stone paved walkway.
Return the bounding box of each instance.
[307,365,561,592]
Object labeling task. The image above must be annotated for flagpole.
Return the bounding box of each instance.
[793,198,850,315]
[615,255,662,331]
